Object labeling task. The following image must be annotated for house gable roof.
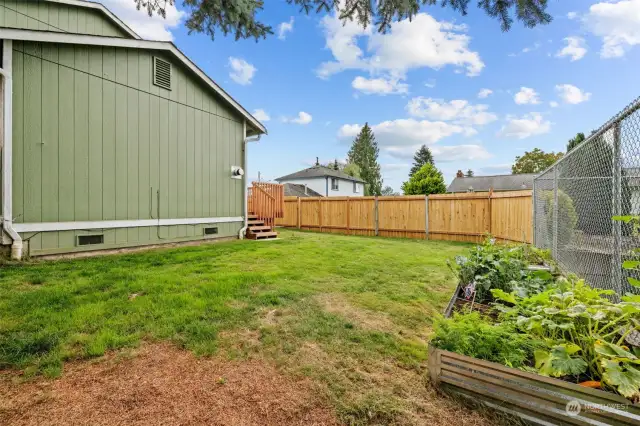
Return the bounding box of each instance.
[44,0,141,39]
[0,28,267,135]
[283,183,323,197]
[447,173,537,193]
[276,165,365,183]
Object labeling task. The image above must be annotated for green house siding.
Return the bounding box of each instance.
[12,41,245,255]
[0,0,132,38]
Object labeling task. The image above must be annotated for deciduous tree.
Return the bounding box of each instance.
[401,164,446,195]
[512,148,562,174]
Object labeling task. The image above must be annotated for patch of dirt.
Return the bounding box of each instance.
[0,343,338,426]
[315,293,396,333]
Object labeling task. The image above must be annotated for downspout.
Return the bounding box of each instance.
[238,120,261,239]
[0,40,21,259]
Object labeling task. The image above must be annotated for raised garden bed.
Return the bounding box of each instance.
[428,346,640,425]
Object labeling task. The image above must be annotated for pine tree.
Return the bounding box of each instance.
[401,164,447,195]
[409,145,435,177]
[348,123,383,196]
[466,169,474,177]
[137,1,552,41]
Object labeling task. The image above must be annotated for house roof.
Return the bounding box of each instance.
[45,0,141,39]
[283,183,323,197]
[447,173,537,193]
[276,165,365,183]
[0,28,267,136]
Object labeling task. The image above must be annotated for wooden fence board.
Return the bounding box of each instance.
[274,191,532,243]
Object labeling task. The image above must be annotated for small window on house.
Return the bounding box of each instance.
[353,182,359,193]
[153,57,172,91]
[77,234,104,246]
[331,178,339,191]
[204,227,218,235]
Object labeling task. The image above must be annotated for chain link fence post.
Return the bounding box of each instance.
[553,165,558,260]
[612,121,622,296]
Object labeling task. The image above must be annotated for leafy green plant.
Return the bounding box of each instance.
[491,276,640,400]
[541,189,578,248]
[447,238,553,303]
[614,215,640,290]
[431,312,544,369]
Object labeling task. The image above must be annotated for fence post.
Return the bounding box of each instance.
[425,195,429,239]
[553,166,558,259]
[318,198,322,232]
[297,197,301,229]
[346,197,350,235]
[612,121,622,296]
[374,197,379,236]
[532,182,537,246]
[488,189,493,236]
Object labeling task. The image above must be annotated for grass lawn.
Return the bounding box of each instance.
[0,230,481,425]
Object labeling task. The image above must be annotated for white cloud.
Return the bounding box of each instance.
[550,101,559,108]
[406,97,497,127]
[317,12,483,79]
[284,112,313,125]
[556,37,588,61]
[278,17,295,40]
[338,119,465,147]
[252,109,270,122]
[352,76,409,95]
[384,144,491,162]
[228,57,256,85]
[479,163,513,175]
[555,84,592,104]
[521,42,541,53]
[498,113,551,139]
[514,87,541,105]
[424,79,437,88]
[101,0,184,40]
[586,0,640,58]
[477,88,493,99]
[567,11,578,20]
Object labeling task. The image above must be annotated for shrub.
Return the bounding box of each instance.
[540,189,578,247]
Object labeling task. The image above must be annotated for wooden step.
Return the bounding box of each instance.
[248,225,271,232]
[247,231,278,240]
[247,219,264,226]
[248,214,258,220]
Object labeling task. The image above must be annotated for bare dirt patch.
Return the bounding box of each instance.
[315,293,396,333]
[0,343,338,426]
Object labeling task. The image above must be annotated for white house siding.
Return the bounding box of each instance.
[278,177,364,197]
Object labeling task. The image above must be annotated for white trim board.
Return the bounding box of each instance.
[0,28,267,136]
[43,0,141,39]
[13,217,244,233]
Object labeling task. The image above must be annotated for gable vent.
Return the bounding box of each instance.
[153,57,172,90]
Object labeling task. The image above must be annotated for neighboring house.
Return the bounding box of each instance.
[0,0,267,258]
[282,183,323,198]
[276,165,365,197]
[447,174,536,193]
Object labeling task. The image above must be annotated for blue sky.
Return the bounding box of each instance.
[104,0,640,192]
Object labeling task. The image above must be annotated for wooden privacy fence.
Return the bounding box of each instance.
[275,190,532,243]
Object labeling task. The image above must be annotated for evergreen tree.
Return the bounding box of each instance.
[137,0,551,41]
[466,169,474,177]
[409,145,435,177]
[566,132,586,152]
[401,164,446,195]
[348,123,383,196]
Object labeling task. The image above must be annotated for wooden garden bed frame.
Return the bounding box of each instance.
[428,346,640,425]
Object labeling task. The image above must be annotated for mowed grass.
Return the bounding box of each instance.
[0,230,472,424]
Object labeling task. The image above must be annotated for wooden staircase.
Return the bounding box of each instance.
[246,214,278,240]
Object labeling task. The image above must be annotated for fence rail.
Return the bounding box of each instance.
[533,96,640,296]
[248,182,284,228]
[276,191,532,243]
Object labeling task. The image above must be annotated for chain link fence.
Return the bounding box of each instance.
[533,96,640,296]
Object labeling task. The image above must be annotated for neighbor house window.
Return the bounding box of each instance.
[353,182,359,193]
[331,178,339,190]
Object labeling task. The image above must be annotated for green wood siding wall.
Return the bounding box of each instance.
[0,0,131,38]
[12,41,245,255]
